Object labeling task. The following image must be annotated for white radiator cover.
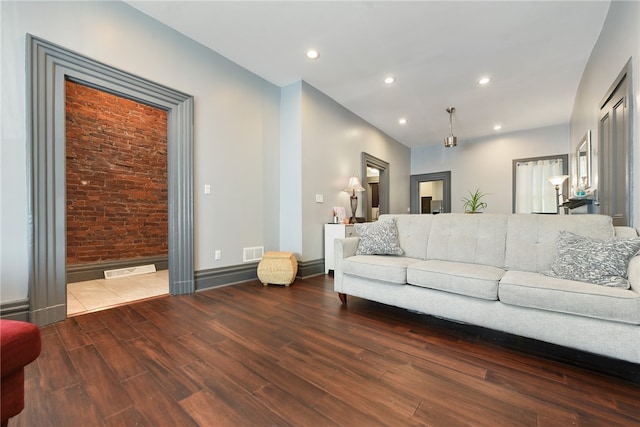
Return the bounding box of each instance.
[104,264,156,279]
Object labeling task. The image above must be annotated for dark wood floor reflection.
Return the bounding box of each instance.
[14,275,640,426]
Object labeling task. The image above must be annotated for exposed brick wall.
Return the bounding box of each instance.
[65,80,168,264]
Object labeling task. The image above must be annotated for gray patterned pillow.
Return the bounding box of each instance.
[543,230,640,288]
[355,218,404,256]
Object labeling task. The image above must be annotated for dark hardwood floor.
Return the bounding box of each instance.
[12,275,640,426]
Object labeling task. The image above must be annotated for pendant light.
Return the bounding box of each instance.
[444,107,457,148]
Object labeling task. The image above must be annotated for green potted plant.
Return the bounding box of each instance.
[462,189,488,213]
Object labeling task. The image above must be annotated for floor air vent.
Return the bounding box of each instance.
[243,246,264,262]
[104,264,156,279]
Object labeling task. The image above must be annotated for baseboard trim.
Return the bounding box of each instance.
[195,262,259,291]
[297,258,324,278]
[195,258,324,291]
[67,256,169,283]
[0,299,31,321]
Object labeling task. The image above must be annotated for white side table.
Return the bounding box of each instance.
[324,223,356,274]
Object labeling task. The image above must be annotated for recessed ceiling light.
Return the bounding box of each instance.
[384,76,396,85]
[478,77,491,85]
[494,124,502,130]
[305,49,320,60]
[398,118,407,125]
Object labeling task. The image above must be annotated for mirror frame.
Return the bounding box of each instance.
[576,130,592,190]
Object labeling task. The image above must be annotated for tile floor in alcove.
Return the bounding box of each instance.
[67,269,169,316]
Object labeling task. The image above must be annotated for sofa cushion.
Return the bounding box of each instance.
[407,260,505,300]
[500,270,640,325]
[342,255,419,284]
[379,214,432,260]
[427,214,508,268]
[505,214,614,273]
[355,218,404,256]
[543,231,640,288]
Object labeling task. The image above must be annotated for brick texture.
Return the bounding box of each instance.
[65,80,168,264]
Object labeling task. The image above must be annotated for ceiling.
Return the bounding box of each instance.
[126,1,611,148]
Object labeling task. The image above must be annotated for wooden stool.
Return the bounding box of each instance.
[257,251,298,286]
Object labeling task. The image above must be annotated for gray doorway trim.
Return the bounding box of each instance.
[410,171,451,214]
[361,152,389,221]
[27,35,195,326]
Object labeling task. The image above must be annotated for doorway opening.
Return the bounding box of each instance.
[410,171,451,214]
[361,152,389,222]
[65,80,170,315]
[418,181,444,214]
[366,167,380,220]
[28,35,194,326]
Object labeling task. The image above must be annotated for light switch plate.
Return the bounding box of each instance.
[315,194,324,203]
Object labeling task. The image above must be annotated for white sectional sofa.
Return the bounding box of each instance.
[334,213,640,363]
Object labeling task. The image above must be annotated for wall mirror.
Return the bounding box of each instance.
[410,171,451,214]
[576,130,592,190]
[512,154,568,213]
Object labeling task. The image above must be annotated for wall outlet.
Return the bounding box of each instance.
[204,184,211,195]
[214,250,221,260]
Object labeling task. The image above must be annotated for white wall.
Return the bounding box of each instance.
[300,82,411,261]
[1,1,281,302]
[0,1,411,304]
[279,82,303,256]
[411,124,569,213]
[570,0,640,226]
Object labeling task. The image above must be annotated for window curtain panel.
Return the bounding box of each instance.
[515,159,563,213]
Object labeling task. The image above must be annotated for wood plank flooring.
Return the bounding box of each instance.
[12,275,640,426]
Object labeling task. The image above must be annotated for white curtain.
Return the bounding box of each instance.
[515,159,563,213]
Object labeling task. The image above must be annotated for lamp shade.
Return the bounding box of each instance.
[444,107,457,148]
[444,135,457,148]
[344,176,365,193]
[546,175,569,187]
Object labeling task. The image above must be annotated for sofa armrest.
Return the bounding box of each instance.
[615,226,639,292]
[1,320,41,424]
[615,226,639,238]
[333,236,359,292]
[0,320,41,377]
[628,255,640,293]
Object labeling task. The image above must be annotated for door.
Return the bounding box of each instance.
[598,66,630,226]
[421,196,432,214]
